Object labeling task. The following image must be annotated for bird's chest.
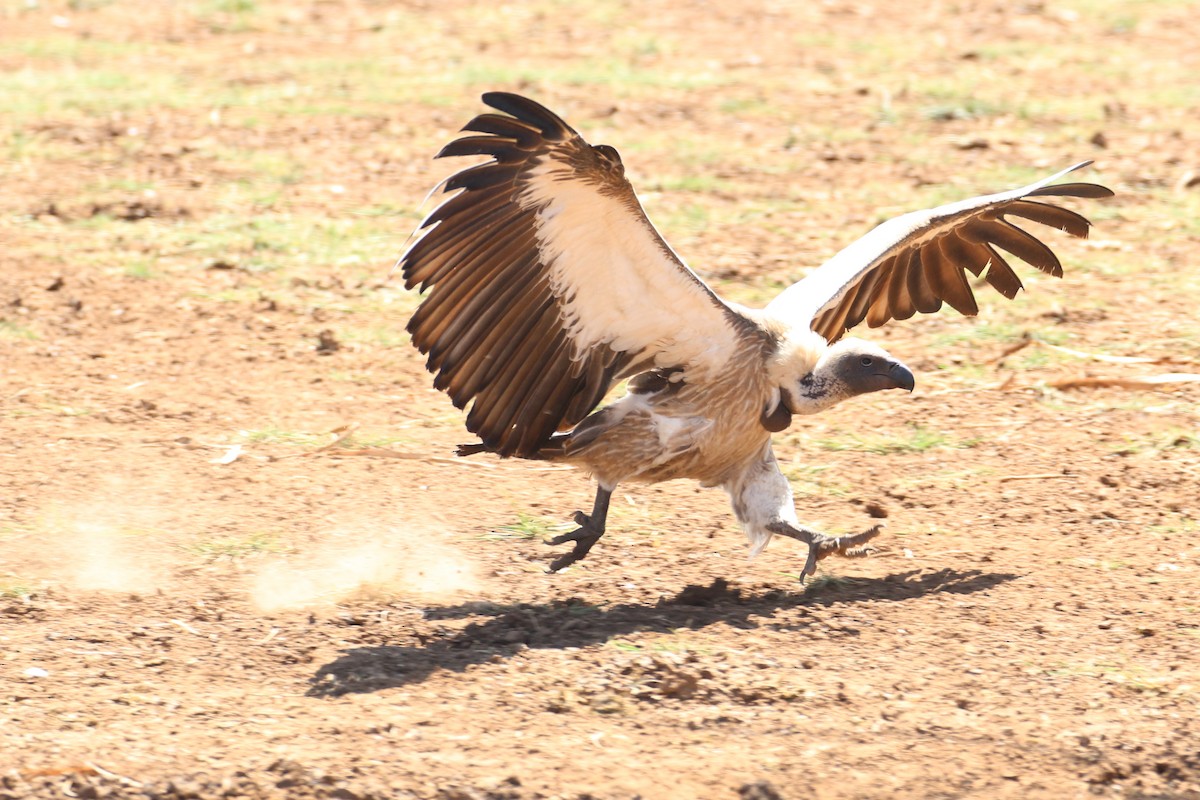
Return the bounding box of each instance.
[639,383,773,485]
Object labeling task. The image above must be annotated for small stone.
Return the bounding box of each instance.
[316,329,341,354]
[738,780,785,800]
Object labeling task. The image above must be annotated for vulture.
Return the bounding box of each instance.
[398,92,1113,577]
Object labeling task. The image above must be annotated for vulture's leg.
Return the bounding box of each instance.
[767,521,884,580]
[545,485,613,572]
[725,445,882,582]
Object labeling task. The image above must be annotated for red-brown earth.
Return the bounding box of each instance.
[1,1,1198,798]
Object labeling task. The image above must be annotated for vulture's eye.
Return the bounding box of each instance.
[860,357,874,367]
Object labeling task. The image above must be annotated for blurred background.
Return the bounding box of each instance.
[2,0,1196,309]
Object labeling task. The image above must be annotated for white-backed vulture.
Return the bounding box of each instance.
[398,92,1113,577]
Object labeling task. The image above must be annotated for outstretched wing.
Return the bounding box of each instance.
[766,162,1114,343]
[400,92,760,458]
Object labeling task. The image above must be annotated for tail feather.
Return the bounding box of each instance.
[456,433,569,460]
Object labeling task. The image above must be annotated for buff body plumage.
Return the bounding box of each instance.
[399,92,1112,577]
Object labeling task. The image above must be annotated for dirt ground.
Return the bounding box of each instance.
[2,1,1199,798]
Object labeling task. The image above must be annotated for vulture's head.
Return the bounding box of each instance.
[761,337,915,432]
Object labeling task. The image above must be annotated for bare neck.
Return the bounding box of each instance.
[786,372,852,415]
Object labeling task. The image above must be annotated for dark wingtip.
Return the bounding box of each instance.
[1031,182,1115,200]
[480,92,574,138]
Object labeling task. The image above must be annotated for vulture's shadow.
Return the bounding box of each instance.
[308,567,1014,697]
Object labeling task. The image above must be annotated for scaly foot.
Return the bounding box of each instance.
[545,510,605,572]
[800,524,884,580]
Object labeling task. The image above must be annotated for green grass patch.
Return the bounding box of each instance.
[647,173,733,194]
[340,430,413,449]
[927,324,1065,352]
[0,320,39,340]
[1147,515,1200,538]
[122,259,161,280]
[0,64,197,122]
[239,427,330,448]
[1046,658,1182,696]
[184,532,283,559]
[0,523,32,541]
[815,424,980,455]
[481,512,571,541]
[65,212,395,281]
[338,325,410,349]
[887,467,993,494]
[238,426,412,451]
[0,578,39,599]
[1073,556,1132,571]
[1107,428,1198,456]
[781,463,851,497]
[604,633,709,655]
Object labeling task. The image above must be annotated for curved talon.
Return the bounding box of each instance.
[545,488,613,572]
[800,547,822,581]
[546,522,603,572]
[800,524,886,582]
[545,520,598,547]
[815,524,885,558]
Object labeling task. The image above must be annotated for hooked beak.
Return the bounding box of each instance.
[888,360,915,392]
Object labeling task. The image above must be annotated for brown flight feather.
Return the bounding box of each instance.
[808,177,1112,342]
[400,91,756,457]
